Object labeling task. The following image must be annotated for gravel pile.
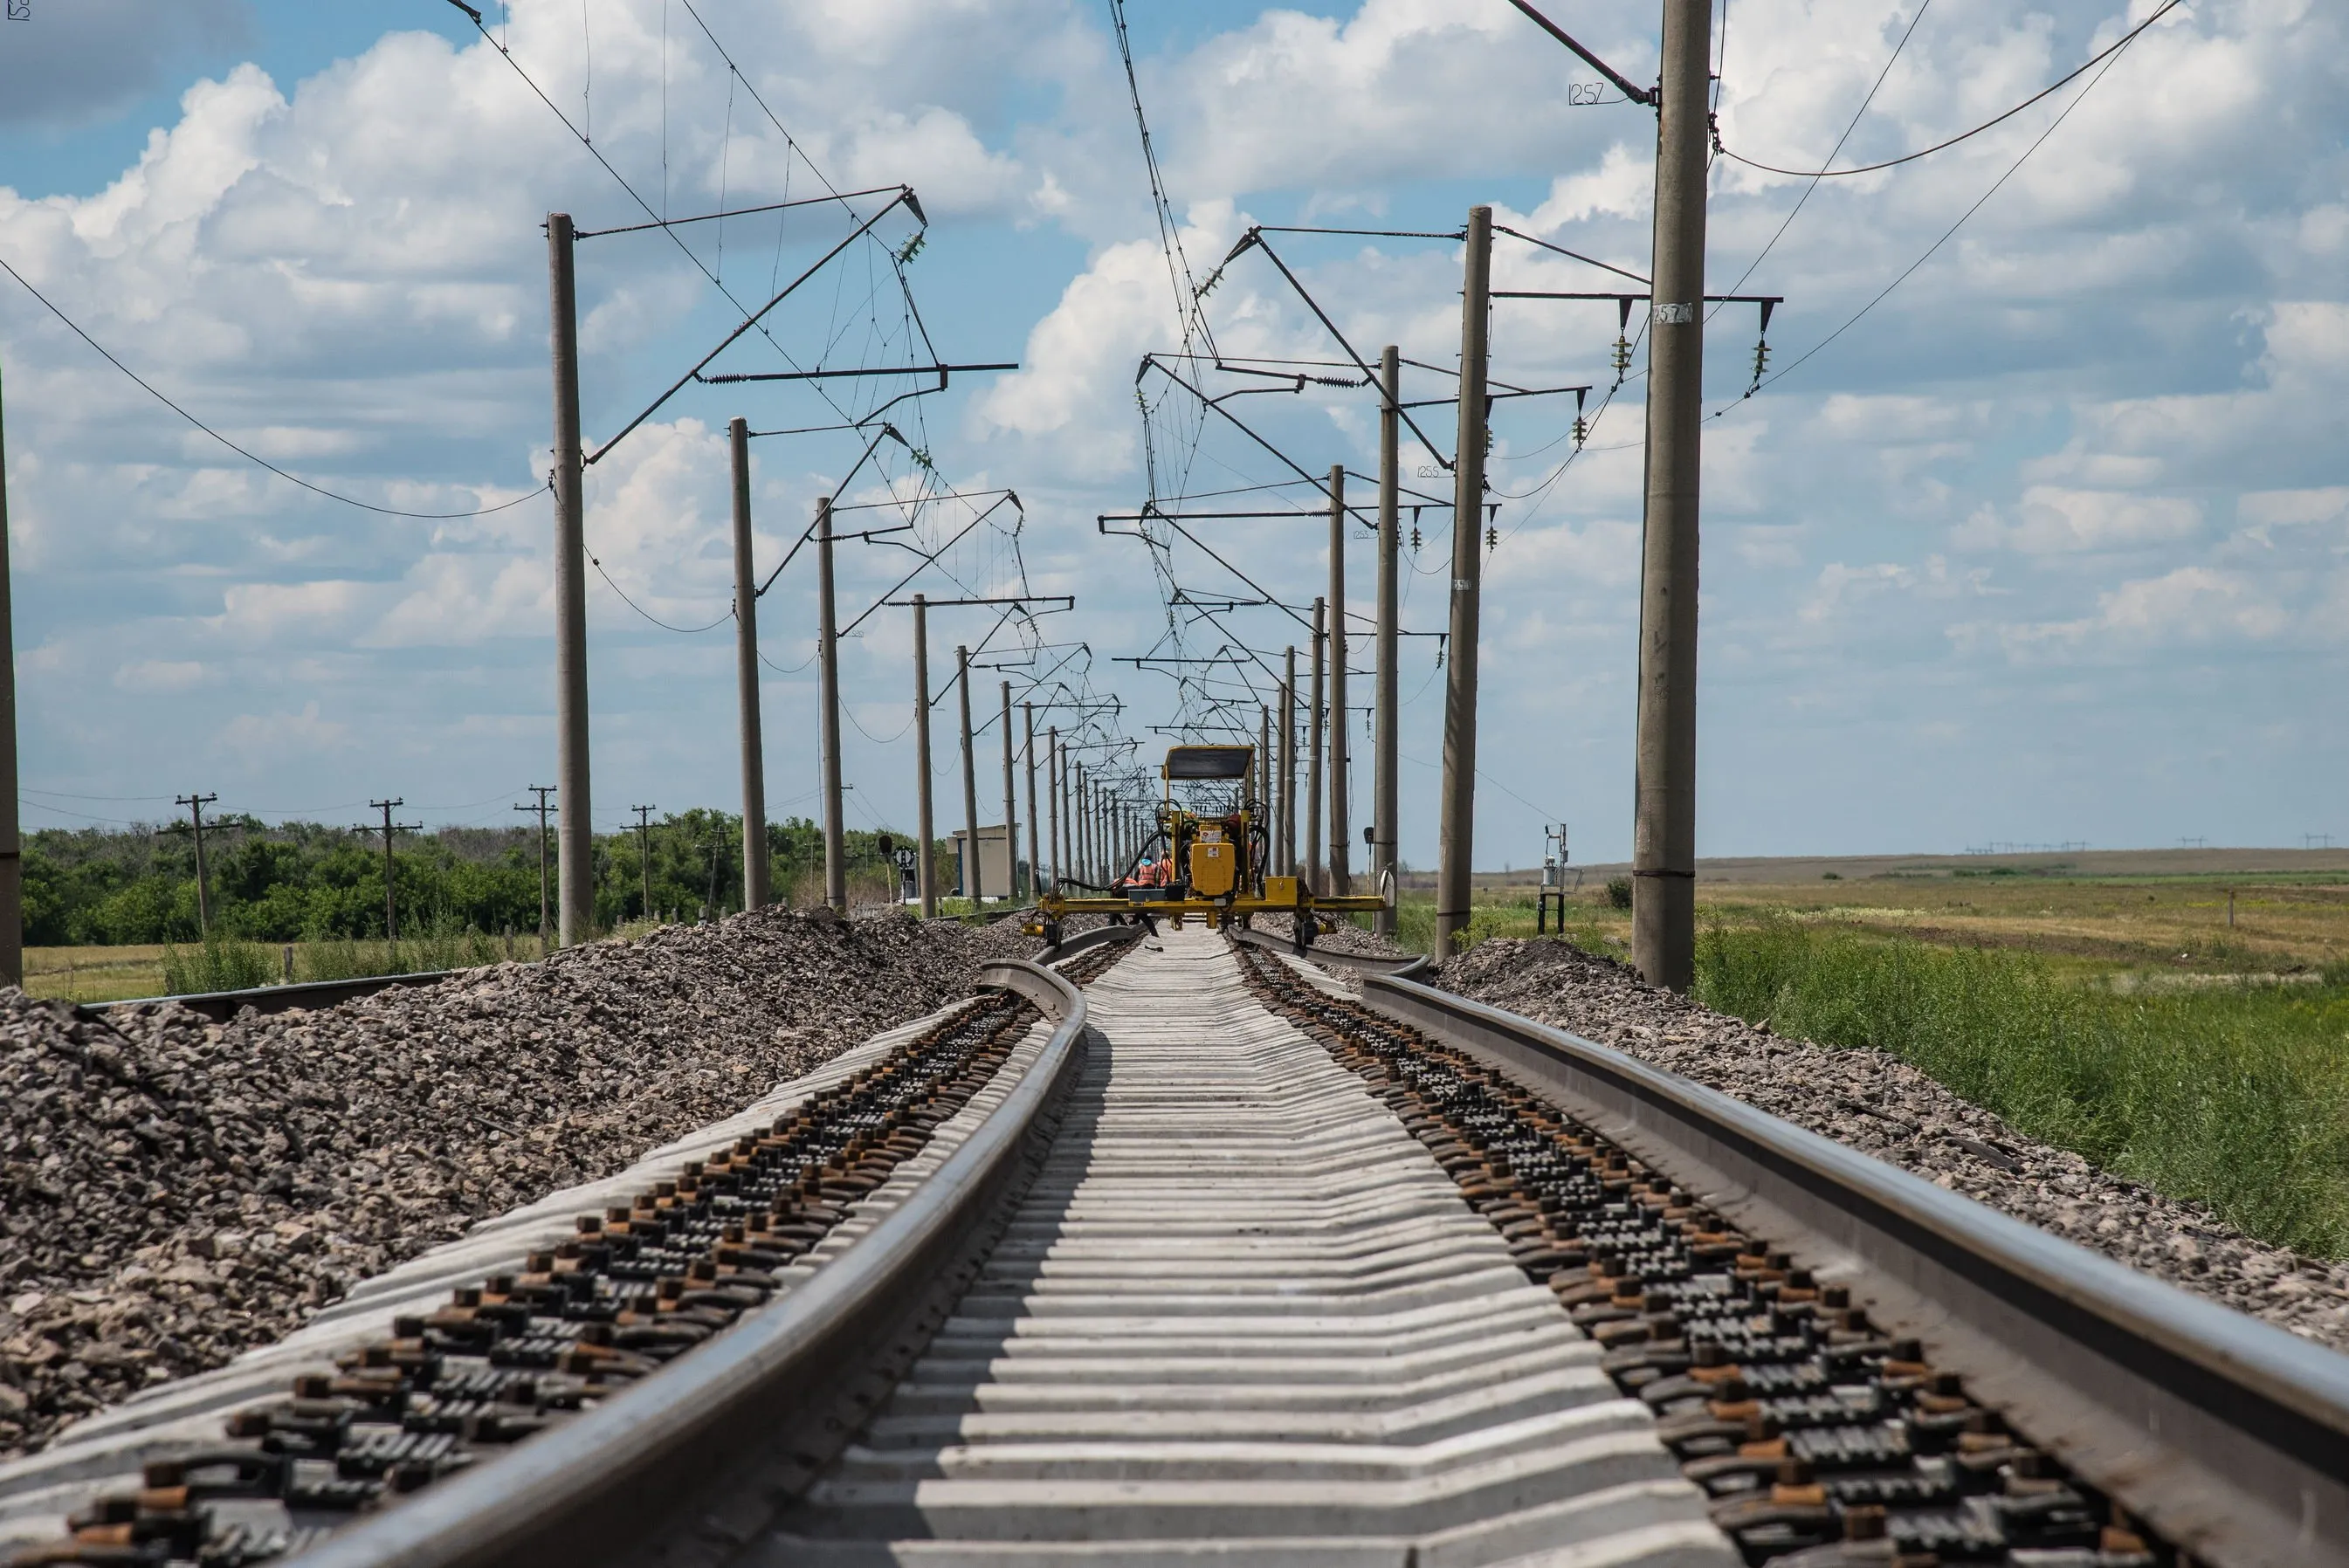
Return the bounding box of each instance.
[1257,914,1416,962]
[0,908,1035,1458]
[1436,937,2349,1351]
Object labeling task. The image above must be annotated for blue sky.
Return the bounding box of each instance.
[2,0,2343,867]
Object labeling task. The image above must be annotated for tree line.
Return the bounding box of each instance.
[24,813,920,946]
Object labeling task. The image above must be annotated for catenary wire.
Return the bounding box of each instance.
[1715,27,2141,411]
[0,254,552,520]
[1713,0,2183,178]
[1712,0,1935,313]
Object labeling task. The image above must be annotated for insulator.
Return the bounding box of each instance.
[1611,336,1633,376]
[1410,525,1422,550]
[1572,416,1589,449]
[1485,525,1498,550]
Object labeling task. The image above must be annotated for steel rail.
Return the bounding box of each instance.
[1225,922,1430,979]
[1357,970,2349,1567]
[85,921,1095,1021]
[286,952,1100,1568]
[88,970,458,1022]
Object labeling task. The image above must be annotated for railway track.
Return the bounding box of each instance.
[5,926,2346,1567]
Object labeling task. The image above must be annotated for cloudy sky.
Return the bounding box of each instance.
[1,0,2340,867]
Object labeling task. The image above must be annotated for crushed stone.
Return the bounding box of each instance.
[1435,936,2349,1352]
[0,908,1033,1457]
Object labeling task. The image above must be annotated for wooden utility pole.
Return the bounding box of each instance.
[1632,0,1713,992]
[547,212,594,947]
[0,352,18,986]
[1326,469,1352,894]
[999,681,1018,899]
[816,497,846,911]
[1046,726,1061,892]
[174,793,219,937]
[728,417,770,910]
[912,594,937,917]
[517,786,555,946]
[956,645,982,904]
[1306,596,1326,893]
[630,803,655,922]
[1374,345,1402,936]
[1436,205,1493,956]
[1023,702,1039,900]
[362,799,423,941]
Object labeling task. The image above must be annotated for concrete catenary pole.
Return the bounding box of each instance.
[1374,344,1402,937]
[1046,726,1061,892]
[1080,770,1093,884]
[1278,653,1298,875]
[1073,764,1087,886]
[1326,467,1352,894]
[912,594,937,917]
[1305,596,1326,894]
[1257,704,1272,876]
[0,353,17,984]
[816,497,846,911]
[547,212,594,946]
[1631,0,1713,993]
[728,418,770,910]
[956,646,982,904]
[1436,204,1493,956]
[1023,702,1040,900]
[999,682,1019,900]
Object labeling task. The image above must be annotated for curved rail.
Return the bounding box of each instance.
[288,958,1088,1568]
[88,969,459,1022]
[1037,921,1139,961]
[1359,970,2349,1567]
[1226,922,1432,980]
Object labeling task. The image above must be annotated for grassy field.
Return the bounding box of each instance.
[23,943,175,1004]
[1383,861,2349,1257]
[24,926,559,1004]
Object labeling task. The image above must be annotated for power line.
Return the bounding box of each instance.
[1712,0,1936,309]
[1713,0,2183,179]
[1106,0,1216,361]
[585,543,734,635]
[1719,20,2146,409]
[0,252,551,520]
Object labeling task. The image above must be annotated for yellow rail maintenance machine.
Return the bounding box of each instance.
[1029,742,1391,952]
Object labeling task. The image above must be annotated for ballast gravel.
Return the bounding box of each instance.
[1436,937,2349,1353]
[0,907,1037,1459]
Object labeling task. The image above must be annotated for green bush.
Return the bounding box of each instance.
[298,912,506,982]
[162,932,279,995]
[1604,877,1633,910]
[1693,918,2349,1257]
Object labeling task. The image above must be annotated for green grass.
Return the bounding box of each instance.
[1384,892,1626,959]
[1692,918,2349,1258]
[160,914,527,994]
[160,931,281,994]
